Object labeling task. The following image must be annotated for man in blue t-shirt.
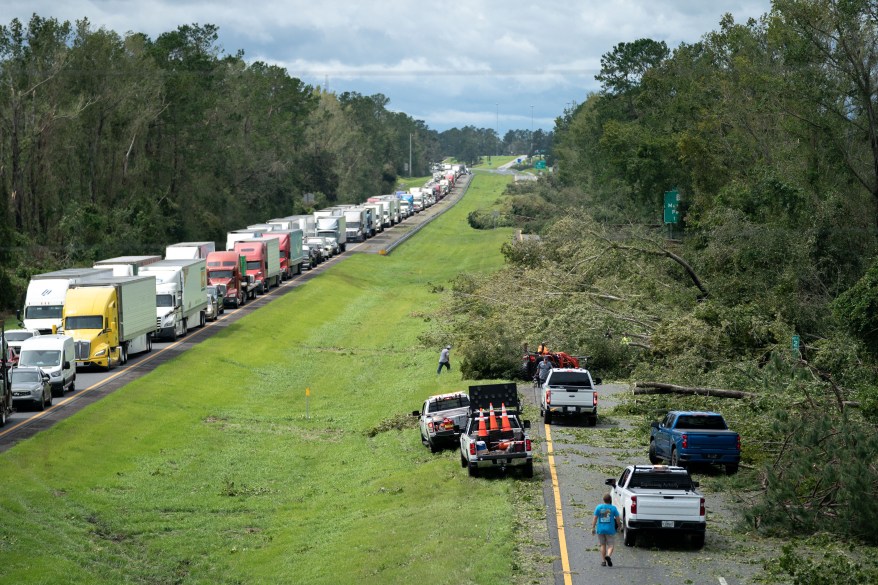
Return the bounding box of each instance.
[591,493,621,567]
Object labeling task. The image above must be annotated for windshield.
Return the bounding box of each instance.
[246,261,261,270]
[547,372,592,387]
[5,331,35,342]
[24,305,62,319]
[156,294,175,308]
[428,396,470,413]
[628,472,695,490]
[209,269,232,279]
[347,222,360,228]
[19,350,60,367]
[11,369,43,383]
[65,315,103,330]
[675,415,727,430]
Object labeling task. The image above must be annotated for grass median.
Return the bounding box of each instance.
[0,174,526,584]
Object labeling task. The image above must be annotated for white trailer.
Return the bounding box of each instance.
[342,208,368,242]
[140,259,208,340]
[226,229,266,251]
[22,268,115,334]
[165,242,216,260]
[93,255,162,277]
[314,215,348,252]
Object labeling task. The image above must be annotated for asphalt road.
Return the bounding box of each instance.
[524,381,767,585]
[0,174,472,452]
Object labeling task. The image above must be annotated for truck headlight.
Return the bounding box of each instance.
[95,348,107,357]
[50,371,60,378]
[162,315,175,327]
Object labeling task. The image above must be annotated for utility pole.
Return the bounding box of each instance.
[530,105,534,158]
[496,103,500,156]
[409,133,412,178]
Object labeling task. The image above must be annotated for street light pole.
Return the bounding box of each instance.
[496,103,499,156]
[530,105,534,157]
[409,133,412,178]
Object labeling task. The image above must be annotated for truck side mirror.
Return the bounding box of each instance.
[605,478,616,487]
[593,377,602,385]
[693,481,700,488]
[63,361,70,369]
[523,420,531,429]
[411,410,420,417]
[16,309,21,320]
[650,421,659,429]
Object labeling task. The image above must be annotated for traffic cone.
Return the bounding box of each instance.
[477,408,488,439]
[500,403,514,439]
[488,403,499,431]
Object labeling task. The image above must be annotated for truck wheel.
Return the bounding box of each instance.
[690,532,705,549]
[543,408,552,424]
[622,514,636,546]
[1,406,6,427]
[523,460,534,478]
[199,311,206,328]
[670,448,683,468]
[648,441,660,464]
[170,326,178,342]
[429,440,440,454]
[588,415,598,427]
[467,464,479,478]
[460,454,467,468]
[120,345,128,365]
[725,463,739,475]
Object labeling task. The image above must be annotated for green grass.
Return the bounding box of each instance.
[0,174,522,584]
[394,175,432,192]
[472,155,521,169]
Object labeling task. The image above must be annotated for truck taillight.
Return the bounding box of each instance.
[525,439,532,452]
[682,434,688,449]
[700,497,705,517]
[630,495,637,514]
[469,444,476,455]
[427,422,434,432]
[545,389,550,405]
[736,434,741,450]
[593,392,598,407]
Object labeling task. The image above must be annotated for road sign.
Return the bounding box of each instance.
[792,335,800,351]
[535,160,546,169]
[663,189,681,224]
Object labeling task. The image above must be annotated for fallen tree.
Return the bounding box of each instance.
[633,381,755,399]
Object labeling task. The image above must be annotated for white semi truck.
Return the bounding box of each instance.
[165,241,216,260]
[140,259,208,340]
[314,213,348,252]
[93,255,162,277]
[21,268,115,334]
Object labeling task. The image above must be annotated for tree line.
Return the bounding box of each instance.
[439,0,878,557]
[0,14,552,310]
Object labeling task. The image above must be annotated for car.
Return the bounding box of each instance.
[304,237,330,261]
[205,285,224,320]
[4,328,41,368]
[9,366,52,411]
[213,284,227,314]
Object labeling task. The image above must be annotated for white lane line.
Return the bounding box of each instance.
[719,577,728,585]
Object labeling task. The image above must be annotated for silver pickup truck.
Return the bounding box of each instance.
[540,367,602,426]
[459,383,533,478]
[413,392,471,453]
[605,464,706,548]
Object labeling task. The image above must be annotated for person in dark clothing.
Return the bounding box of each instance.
[437,345,451,374]
[537,355,552,385]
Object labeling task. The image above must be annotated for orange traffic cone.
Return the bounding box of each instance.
[477,408,488,439]
[488,403,499,431]
[500,403,513,433]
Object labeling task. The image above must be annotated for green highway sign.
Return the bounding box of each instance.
[535,160,546,169]
[664,189,681,224]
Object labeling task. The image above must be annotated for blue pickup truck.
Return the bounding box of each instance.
[649,411,741,474]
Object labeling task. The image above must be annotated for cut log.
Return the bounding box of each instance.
[633,381,755,400]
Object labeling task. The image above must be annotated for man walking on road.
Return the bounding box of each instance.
[537,355,552,386]
[437,345,451,375]
[591,493,621,567]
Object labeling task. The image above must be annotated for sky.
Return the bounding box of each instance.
[2,1,773,133]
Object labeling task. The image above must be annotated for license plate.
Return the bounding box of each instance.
[662,520,674,528]
[705,454,719,459]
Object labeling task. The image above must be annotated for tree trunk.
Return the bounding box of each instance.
[633,381,755,399]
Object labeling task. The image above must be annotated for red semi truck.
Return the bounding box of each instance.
[234,239,281,295]
[206,251,249,308]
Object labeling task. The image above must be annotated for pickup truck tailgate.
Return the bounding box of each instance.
[547,386,595,406]
[685,430,738,450]
[632,492,702,520]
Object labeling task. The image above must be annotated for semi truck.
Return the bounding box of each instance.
[63,275,157,370]
[341,207,368,242]
[234,238,281,294]
[165,241,216,260]
[140,259,208,340]
[314,214,347,252]
[366,199,391,228]
[375,196,400,224]
[21,268,115,334]
[261,229,306,279]
[362,204,384,232]
[206,251,250,307]
[226,229,266,252]
[93,255,162,277]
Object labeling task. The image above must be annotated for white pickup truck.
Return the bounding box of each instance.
[459,383,533,478]
[605,465,706,548]
[412,391,471,453]
[540,367,601,426]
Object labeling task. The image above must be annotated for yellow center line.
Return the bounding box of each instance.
[545,424,573,585]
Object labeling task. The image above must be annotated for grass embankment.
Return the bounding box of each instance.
[0,174,523,584]
[472,155,521,169]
